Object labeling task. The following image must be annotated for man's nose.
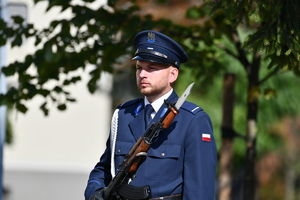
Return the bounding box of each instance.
[139,69,148,77]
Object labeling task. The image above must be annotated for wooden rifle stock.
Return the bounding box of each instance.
[103,100,178,200]
[162,106,178,128]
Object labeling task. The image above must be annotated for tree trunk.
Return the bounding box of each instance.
[284,117,299,200]
[243,118,257,200]
[219,74,236,200]
[243,55,260,200]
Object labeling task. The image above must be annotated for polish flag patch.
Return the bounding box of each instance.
[202,133,211,142]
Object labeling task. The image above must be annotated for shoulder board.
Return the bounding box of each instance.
[181,101,203,115]
[117,98,143,109]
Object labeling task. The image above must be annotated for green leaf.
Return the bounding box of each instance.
[11,35,23,47]
[1,65,16,76]
[40,102,49,116]
[35,35,42,46]
[0,36,6,46]
[0,94,4,105]
[16,103,28,113]
[11,16,24,24]
[57,104,67,111]
[63,76,81,85]
[186,6,200,19]
[66,98,76,102]
[263,88,278,100]
[53,86,63,93]
[44,43,53,62]
[285,49,292,56]
[38,89,50,97]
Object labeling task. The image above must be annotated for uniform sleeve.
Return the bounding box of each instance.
[84,138,112,200]
[182,111,217,200]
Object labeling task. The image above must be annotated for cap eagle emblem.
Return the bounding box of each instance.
[147,32,156,43]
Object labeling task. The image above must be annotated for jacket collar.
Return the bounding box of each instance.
[129,91,178,140]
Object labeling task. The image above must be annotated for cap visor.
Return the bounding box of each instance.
[132,55,171,65]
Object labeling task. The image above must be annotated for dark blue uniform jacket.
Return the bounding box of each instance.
[85,91,217,199]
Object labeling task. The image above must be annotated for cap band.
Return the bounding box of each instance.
[135,49,178,67]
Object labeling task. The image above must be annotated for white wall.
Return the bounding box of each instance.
[5,70,112,172]
[4,70,112,200]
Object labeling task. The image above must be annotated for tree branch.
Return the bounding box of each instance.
[231,28,250,69]
[215,43,239,59]
[258,66,280,85]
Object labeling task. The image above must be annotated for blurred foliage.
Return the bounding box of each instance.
[4,103,13,144]
[0,0,299,115]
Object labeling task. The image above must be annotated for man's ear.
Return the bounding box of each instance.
[169,66,179,84]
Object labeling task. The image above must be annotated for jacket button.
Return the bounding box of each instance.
[161,153,165,156]
[117,149,121,153]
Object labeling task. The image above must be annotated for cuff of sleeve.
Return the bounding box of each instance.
[84,181,103,200]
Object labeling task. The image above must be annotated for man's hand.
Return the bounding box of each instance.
[88,188,105,200]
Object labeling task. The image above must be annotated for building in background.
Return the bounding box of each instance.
[1,0,111,200]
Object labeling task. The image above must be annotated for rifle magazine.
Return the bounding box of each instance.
[117,183,151,200]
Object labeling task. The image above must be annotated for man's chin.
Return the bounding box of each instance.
[139,87,152,96]
[138,86,153,96]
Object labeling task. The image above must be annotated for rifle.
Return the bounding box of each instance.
[103,83,194,200]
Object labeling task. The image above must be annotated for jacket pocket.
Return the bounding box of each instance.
[145,144,182,180]
[114,141,134,170]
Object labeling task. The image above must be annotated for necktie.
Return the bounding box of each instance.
[144,104,154,129]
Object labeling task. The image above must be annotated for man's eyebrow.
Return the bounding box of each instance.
[136,62,169,68]
[136,63,152,68]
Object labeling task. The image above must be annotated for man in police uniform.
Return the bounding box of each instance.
[85,30,217,200]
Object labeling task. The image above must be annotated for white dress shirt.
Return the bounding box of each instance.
[144,89,173,119]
